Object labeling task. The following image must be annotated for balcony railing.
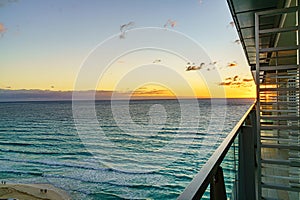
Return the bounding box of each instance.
[178,103,256,200]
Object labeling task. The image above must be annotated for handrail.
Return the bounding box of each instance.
[178,102,256,200]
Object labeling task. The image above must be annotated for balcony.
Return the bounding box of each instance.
[179,0,299,199]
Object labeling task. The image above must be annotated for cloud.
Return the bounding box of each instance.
[186,65,201,71]
[233,39,240,44]
[132,87,171,96]
[209,61,217,65]
[186,61,220,72]
[133,89,169,96]
[129,86,176,99]
[0,23,6,36]
[219,82,231,86]
[164,19,177,28]
[227,21,235,28]
[227,61,238,67]
[186,62,205,71]
[233,75,239,82]
[0,89,118,101]
[119,21,135,39]
[242,78,253,82]
[0,87,177,101]
[218,76,254,88]
[153,59,161,63]
[0,89,76,101]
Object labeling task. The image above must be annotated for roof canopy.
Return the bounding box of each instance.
[226,0,293,67]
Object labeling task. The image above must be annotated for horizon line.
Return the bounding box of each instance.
[0,97,256,103]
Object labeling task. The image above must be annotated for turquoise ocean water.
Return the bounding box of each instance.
[0,99,253,199]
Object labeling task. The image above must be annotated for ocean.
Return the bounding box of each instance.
[0,98,254,199]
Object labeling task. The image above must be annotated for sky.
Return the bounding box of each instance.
[0,0,256,101]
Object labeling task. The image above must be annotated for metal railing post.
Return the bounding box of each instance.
[210,166,227,200]
[238,124,256,200]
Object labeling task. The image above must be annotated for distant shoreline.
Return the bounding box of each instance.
[0,97,255,103]
[0,88,256,102]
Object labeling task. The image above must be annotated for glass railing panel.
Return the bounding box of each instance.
[221,133,239,199]
[179,103,256,200]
